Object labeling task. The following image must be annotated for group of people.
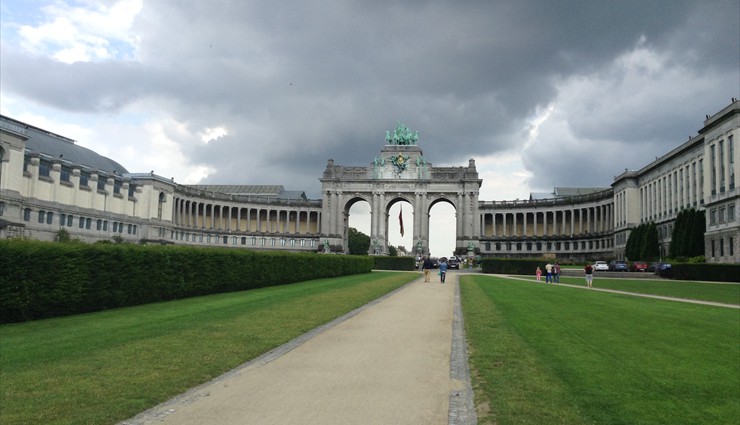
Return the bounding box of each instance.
[536,262,594,288]
[535,262,561,284]
[420,256,448,283]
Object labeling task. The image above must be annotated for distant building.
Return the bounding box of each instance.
[1,100,737,262]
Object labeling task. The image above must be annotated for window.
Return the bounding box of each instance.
[80,171,90,187]
[60,166,71,182]
[0,202,4,216]
[232,236,237,245]
[128,224,133,234]
[79,217,85,228]
[719,139,725,192]
[113,180,122,195]
[97,219,102,230]
[38,211,45,223]
[128,183,136,198]
[103,220,108,231]
[711,239,716,257]
[241,237,247,245]
[710,144,717,195]
[710,209,717,225]
[730,237,735,257]
[112,222,118,233]
[729,204,736,222]
[719,207,726,224]
[97,175,106,191]
[23,208,31,221]
[222,236,228,244]
[252,237,257,245]
[39,160,51,178]
[46,212,53,225]
[60,214,67,226]
[730,135,736,189]
[67,215,73,227]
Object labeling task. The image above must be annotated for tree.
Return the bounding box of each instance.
[54,228,72,243]
[625,224,645,260]
[670,208,705,258]
[348,227,370,255]
[640,222,660,260]
[388,245,398,256]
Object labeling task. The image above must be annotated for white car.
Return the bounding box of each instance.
[593,261,609,271]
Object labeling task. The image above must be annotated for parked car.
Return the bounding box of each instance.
[630,261,649,272]
[609,260,629,272]
[592,261,609,271]
[448,257,460,269]
[655,262,672,277]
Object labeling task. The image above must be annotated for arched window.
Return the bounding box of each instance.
[158,192,165,220]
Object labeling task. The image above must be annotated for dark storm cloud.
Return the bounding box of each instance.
[1,0,737,198]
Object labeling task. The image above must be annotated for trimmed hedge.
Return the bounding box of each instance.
[671,263,740,282]
[0,240,373,323]
[373,256,415,271]
[481,258,544,275]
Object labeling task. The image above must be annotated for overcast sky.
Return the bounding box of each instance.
[1,0,738,257]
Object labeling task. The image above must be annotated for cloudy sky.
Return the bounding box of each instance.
[1,0,738,257]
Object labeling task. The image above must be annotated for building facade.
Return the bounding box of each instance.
[1,100,738,262]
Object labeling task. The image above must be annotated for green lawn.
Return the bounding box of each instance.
[554,275,739,305]
[460,274,740,425]
[0,271,416,425]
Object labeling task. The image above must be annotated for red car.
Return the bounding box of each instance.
[630,261,648,272]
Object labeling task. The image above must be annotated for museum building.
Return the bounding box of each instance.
[1,100,737,263]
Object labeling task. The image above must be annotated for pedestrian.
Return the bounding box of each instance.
[554,262,561,284]
[422,256,434,283]
[584,262,594,288]
[536,266,542,282]
[545,262,553,284]
[439,258,448,283]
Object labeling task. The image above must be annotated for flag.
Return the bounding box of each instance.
[399,205,404,237]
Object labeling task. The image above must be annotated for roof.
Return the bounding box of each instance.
[2,115,128,174]
[530,187,610,200]
[188,185,308,200]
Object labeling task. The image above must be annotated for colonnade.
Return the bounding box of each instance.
[173,197,321,235]
[480,204,613,238]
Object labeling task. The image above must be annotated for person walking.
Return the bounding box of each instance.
[554,262,561,284]
[536,266,542,282]
[422,256,434,283]
[545,262,553,284]
[438,258,448,283]
[584,263,594,288]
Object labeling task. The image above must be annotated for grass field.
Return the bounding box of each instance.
[460,274,740,425]
[0,271,416,425]
[552,274,739,305]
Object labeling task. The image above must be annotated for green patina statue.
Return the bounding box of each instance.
[385,121,418,145]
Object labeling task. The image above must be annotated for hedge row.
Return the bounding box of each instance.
[480,257,739,283]
[0,240,373,324]
[671,263,740,282]
[481,258,544,275]
[372,256,415,271]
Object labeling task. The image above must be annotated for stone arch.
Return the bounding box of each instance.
[343,195,372,253]
[319,141,481,255]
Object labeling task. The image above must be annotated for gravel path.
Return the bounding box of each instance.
[119,272,476,425]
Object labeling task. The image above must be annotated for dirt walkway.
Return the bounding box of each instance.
[120,272,476,425]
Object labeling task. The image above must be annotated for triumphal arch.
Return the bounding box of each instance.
[319,122,482,255]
